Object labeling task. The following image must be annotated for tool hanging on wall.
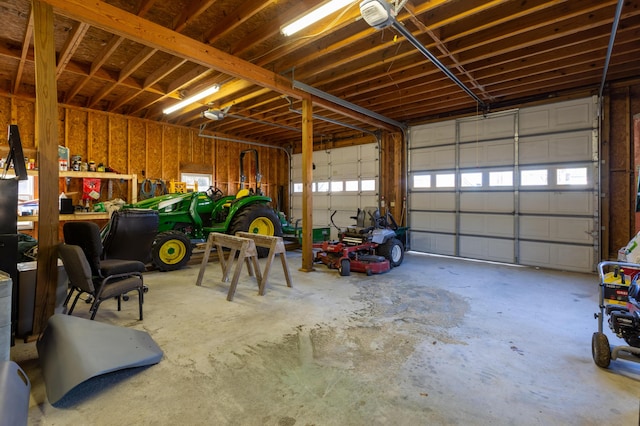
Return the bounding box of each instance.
[139,179,167,200]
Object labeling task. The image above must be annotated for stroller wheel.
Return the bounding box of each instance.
[592,332,611,368]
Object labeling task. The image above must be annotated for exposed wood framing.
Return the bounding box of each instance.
[32,0,60,336]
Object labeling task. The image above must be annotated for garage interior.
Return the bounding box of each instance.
[1,0,640,424]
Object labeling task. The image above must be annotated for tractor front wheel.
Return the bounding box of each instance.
[151,231,192,271]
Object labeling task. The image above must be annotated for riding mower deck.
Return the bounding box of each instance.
[313,208,405,276]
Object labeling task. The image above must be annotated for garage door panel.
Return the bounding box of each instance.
[519,130,594,164]
[459,113,515,142]
[410,121,456,148]
[331,194,358,210]
[460,213,514,238]
[410,147,455,170]
[459,141,514,167]
[519,241,593,272]
[459,236,514,263]
[519,216,594,244]
[460,192,514,212]
[519,97,595,135]
[312,194,330,210]
[410,232,455,255]
[359,161,378,177]
[331,146,359,164]
[314,164,330,179]
[410,192,455,210]
[360,144,379,161]
[409,211,455,233]
[520,192,593,215]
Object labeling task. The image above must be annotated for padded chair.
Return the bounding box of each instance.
[58,243,144,320]
[63,221,147,278]
[63,221,148,315]
[101,208,159,264]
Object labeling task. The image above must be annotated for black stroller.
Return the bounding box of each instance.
[593,261,640,368]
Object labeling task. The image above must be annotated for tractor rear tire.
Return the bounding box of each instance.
[379,237,404,267]
[229,204,283,258]
[151,230,192,271]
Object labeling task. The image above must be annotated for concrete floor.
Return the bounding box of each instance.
[10,251,640,425]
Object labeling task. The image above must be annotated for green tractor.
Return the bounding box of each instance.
[125,149,282,271]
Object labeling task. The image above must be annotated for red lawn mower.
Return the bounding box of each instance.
[313,207,405,276]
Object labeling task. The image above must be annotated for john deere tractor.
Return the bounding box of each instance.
[126,149,282,271]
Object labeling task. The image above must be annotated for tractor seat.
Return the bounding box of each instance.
[223,188,252,208]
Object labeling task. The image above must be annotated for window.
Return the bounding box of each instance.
[413,175,431,188]
[180,173,212,191]
[345,180,359,191]
[317,181,329,192]
[361,179,376,191]
[461,172,482,187]
[18,175,35,200]
[435,173,455,188]
[557,167,587,185]
[330,181,343,192]
[293,183,303,193]
[521,169,548,186]
[489,171,513,187]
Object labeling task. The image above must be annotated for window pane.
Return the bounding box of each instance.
[361,179,376,191]
[181,173,212,191]
[557,167,587,185]
[312,182,316,192]
[413,175,431,188]
[461,172,482,187]
[317,181,329,192]
[489,171,513,187]
[293,183,303,193]
[330,181,343,192]
[345,180,358,191]
[521,169,548,186]
[435,173,455,188]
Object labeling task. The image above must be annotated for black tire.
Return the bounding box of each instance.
[339,258,351,276]
[592,332,611,368]
[378,237,404,267]
[151,230,192,271]
[228,204,283,258]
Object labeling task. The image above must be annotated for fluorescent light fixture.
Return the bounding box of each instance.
[163,84,220,115]
[281,0,353,36]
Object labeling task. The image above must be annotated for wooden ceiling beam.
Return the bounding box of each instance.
[13,5,33,94]
[172,0,219,33]
[204,0,275,44]
[88,45,156,107]
[56,21,89,78]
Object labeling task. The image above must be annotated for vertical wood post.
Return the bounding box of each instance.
[32,0,60,335]
[300,96,314,271]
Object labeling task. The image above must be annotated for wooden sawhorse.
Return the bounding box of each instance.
[235,232,293,295]
[195,232,261,301]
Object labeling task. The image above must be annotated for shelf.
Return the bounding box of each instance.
[18,169,135,180]
[18,212,111,222]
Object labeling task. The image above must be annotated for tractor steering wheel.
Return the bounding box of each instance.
[206,186,224,202]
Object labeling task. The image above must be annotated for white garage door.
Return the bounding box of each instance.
[291,144,379,239]
[408,97,599,272]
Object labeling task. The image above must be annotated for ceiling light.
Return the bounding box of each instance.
[281,0,353,36]
[163,84,220,115]
[359,0,394,29]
